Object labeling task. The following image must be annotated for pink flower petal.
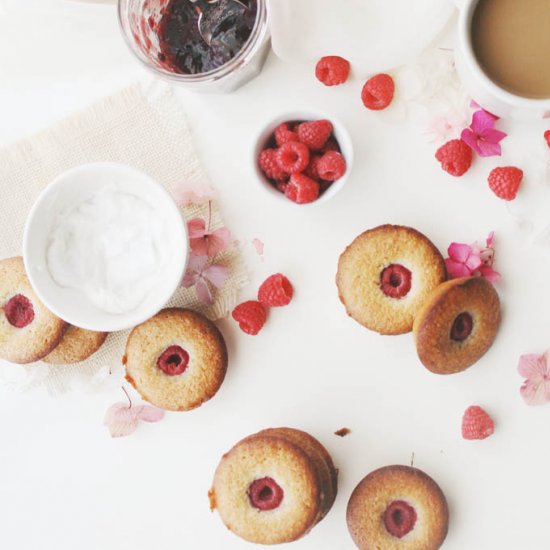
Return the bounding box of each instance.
[486,231,495,247]
[445,258,473,279]
[171,180,217,207]
[205,227,232,257]
[195,278,213,304]
[448,242,473,263]
[518,353,548,381]
[476,139,502,158]
[202,264,230,288]
[181,271,199,288]
[480,128,507,143]
[252,238,264,256]
[520,378,550,406]
[190,237,210,257]
[478,265,501,283]
[461,128,483,155]
[187,218,206,239]
[471,109,497,134]
[465,252,482,271]
[188,255,208,272]
[136,405,165,423]
[104,402,139,438]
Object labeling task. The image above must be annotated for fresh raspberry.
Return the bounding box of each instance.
[297,120,333,151]
[462,405,494,440]
[315,56,350,86]
[285,174,320,204]
[259,149,287,181]
[303,155,322,180]
[544,130,550,149]
[232,300,267,335]
[435,139,473,177]
[488,166,523,200]
[276,141,310,174]
[258,274,293,307]
[317,151,346,181]
[274,123,299,147]
[361,73,395,110]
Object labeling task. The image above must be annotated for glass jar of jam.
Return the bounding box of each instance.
[118,0,269,92]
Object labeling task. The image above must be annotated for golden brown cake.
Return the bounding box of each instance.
[209,427,337,545]
[347,465,449,550]
[336,225,446,335]
[124,308,228,411]
[43,325,107,364]
[0,256,67,364]
[413,276,500,374]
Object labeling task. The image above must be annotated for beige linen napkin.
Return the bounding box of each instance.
[0,84,247,393]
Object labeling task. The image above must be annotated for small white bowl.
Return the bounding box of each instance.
[23,162,188,332]
[253,110,354,206]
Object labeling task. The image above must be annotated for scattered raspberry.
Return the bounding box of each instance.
[297,120,333,151]
[317,151,346,181]
[259,149,287,181]
[232,300,267,335]
[435,139,473,177]
[285,174,320,204]
[258,274,293,307]
[488,166,523,200]
[276,141,310,174]
[361,73,395,110]
[544,130,550,149]
[462,405,494,440]
[274,123,299,147]
[315,55,350,86]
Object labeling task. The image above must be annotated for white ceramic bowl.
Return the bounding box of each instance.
[23,162,188,332]
[253,110,354,206]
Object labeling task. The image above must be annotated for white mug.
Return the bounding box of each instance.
[454,0,550,120]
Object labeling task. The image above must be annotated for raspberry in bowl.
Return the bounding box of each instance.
[253,111,353,206]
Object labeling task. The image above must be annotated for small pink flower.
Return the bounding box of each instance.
[104,401,164,438]
[426,111,469,144]
[518,351,550,405]
[461,109,507,157]
[171,180,217,207]
[188,218,231,257]
[445,232,501,282]
[182,255,229,304]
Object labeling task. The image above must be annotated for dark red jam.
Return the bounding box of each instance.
[248,477,284,511]
[157,0,257,75]
[3,294,34,328]
[450,312,473,342]
[156,345,190,375]
[383,500,417,538]
[380,264,412,299]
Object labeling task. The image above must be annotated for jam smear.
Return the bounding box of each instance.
[383,500,417,538]
[157,345,190,375]
[3,294,35,328]
[157,0,257,75]
[248,477,284,511]
[451,312,473,342]
[380,264,412,299]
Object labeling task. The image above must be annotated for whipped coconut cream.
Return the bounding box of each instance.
[46,187,170,314]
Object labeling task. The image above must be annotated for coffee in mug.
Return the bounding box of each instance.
[471,0,550,99]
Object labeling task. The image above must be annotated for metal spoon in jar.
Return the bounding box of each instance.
[189,0,250,46]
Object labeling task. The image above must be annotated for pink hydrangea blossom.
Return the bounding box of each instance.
[182,255,229,304]
[461,109,506,157]
[518,351,550,405]
[445,232,500,283]
[188,218,231,257]
[171,180,217,207]
[104,401,164,438]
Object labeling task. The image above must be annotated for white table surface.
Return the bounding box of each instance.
[2,2,550,550]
